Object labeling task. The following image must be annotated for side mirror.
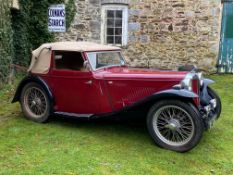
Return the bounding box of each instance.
[83,60,91,71]
[120,59,125,65]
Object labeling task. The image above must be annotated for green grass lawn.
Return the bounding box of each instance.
[0,75,233,175]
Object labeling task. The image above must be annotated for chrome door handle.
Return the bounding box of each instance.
[85,80,92,85]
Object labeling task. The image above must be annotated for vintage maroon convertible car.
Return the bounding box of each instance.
[12,42,221,152]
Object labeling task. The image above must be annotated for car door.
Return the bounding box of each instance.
[48,50,101,114]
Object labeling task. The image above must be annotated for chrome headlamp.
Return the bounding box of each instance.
[181,77,193,91]
[173,72,204,91]
[173,73,194,91]
[196,72,204,87]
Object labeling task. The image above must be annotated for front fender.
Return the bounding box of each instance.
[12,75,54,104]
[203,78,215,87]
[200,78,215,106]
[96,88,199,117]
[155,89,198,99]
[125,88,198,111]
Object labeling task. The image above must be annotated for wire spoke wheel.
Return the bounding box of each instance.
[23,86,48,118]
[152,105,195,147]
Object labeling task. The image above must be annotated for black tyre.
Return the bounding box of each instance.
[207,87,221,119]
[147,100,204,152]
[20,82,51,123]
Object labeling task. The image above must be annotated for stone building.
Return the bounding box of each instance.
[55,0,231,72]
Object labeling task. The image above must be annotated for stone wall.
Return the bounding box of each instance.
[125,0,222,71]
[56,0,101,42]
[56,0,223,71]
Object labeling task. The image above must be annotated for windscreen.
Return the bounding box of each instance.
[87,51,125,70]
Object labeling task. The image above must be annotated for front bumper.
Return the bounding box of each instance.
[200,99,218,129]
[198,78,221,130]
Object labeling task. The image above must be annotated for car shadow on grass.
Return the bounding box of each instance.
[49,112,154,145]
[51,112,147,131]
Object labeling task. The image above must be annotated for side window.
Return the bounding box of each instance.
[54,51,86,71]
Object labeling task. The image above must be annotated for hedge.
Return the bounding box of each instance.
[0,0,14,86]
[0,0,75,85]
[12,0,75,67]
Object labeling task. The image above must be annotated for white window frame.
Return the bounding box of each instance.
[101,4,128,46]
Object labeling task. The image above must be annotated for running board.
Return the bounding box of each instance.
[54,112,94,119]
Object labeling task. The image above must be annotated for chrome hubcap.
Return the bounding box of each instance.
[165,119,181,130]
[32,100,36,106]
[153,105,195,147]
[24,87,47,118]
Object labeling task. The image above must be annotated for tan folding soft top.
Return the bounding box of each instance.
[28,41,121,74]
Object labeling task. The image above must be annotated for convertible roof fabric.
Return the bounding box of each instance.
[28,42,121,74]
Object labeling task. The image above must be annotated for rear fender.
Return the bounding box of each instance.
[12,75,54,104]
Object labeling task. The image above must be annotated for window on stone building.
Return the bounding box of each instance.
[101,5,128,46]
[106,10,122,44]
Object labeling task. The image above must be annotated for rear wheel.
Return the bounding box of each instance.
[147,100,204,152]
[20,82,51,123]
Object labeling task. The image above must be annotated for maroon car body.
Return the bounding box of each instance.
[12,42,221,152]
[43,67,189,114]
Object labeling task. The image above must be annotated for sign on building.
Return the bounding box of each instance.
[48,4,66,32]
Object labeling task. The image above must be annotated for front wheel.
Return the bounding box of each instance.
[20,82,51,123]
[207,87,221,119]
[147,100,204,152]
